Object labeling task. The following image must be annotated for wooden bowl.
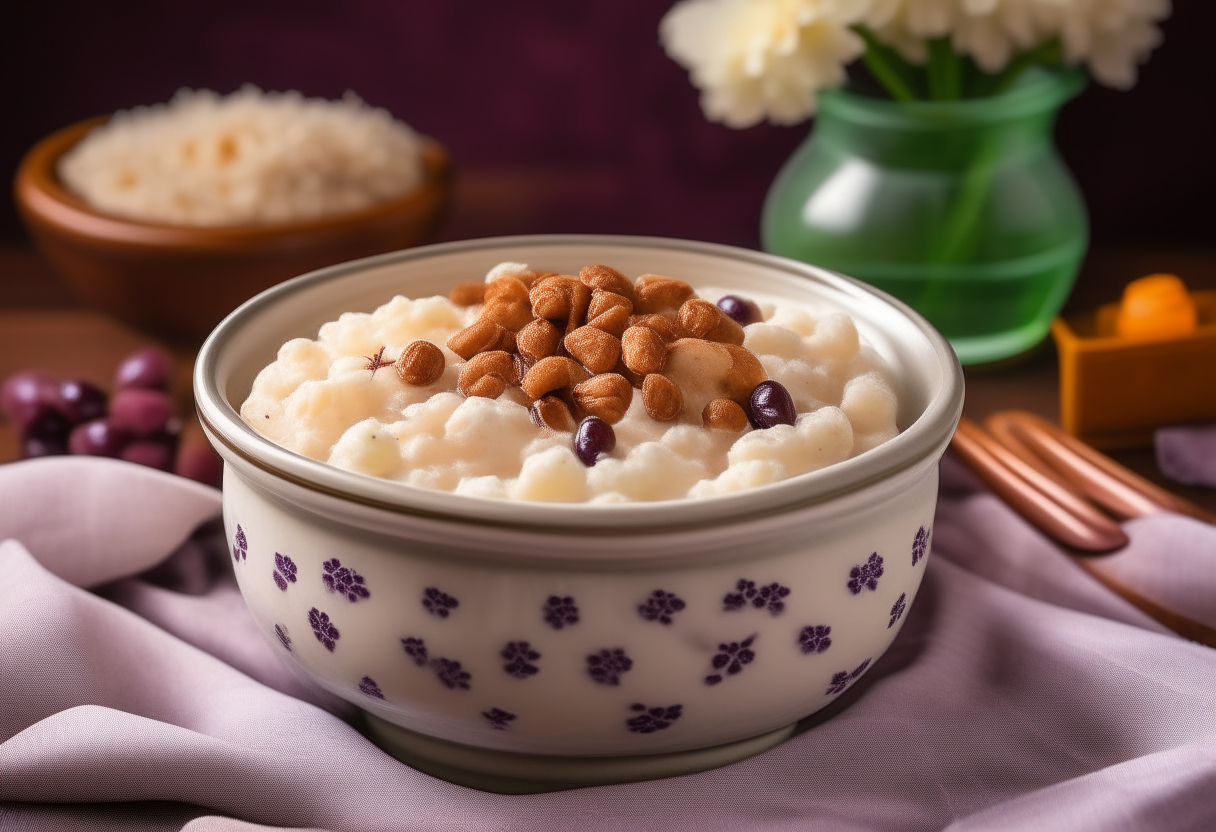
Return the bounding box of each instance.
[14,116,453,347]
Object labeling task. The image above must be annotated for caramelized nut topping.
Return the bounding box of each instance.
[621,325,667,376]
[530,395,576,432]
[395,340,445,386]
[662,339,767,408]
[586,304,631,339]
[627,313,680,343]
[458,350,519,398]
[529,275,591,329]
[579,264,636,304]
[634,275,694,314]
[677,298,745,345]
[521,356,592,400]
[702,397,749,431]
[642,373,684,422]
[447,318,516,360]
[480,276,535,330]
[516,318,563,363]
[564,326,621,375]
[448,281,485,306]
[572,373,633,424]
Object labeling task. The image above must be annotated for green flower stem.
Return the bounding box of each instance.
[852,26,919,102]
[926,37,962,100]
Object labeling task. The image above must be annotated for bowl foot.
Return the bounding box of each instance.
[361,712,797,793]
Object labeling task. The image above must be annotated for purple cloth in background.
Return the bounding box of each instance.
[1155,424,1216,488]
[2,455,1215,832]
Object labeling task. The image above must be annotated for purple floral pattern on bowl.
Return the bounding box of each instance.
[422,587,459,619]
[723,579,791,615]
[274,623,291,651]
[826,658,872,696]
[431,657,471,690]
[502,641,541,678]
[797,624,832,654]
[626,703,683,734]
[322,558,369,603]
[358,676,385,699]
[888,592,907,628]
[638,589,686,625]
[587,648,633,686]
[401,636,429,666]
[912,526,929,567]
[308,608,339,652]
[232,525,247,563]
[483,707,516,730]
[847,553,885,594]
[705,635,756,686]
[543,595,579,630]
[272,553,297,591]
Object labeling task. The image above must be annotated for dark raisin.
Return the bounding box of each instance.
[747,380,796,429]
[574,415,615,466]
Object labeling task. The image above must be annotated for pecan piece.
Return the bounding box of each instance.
[677,298,745,346]
[634,275,694,314]
[394,340,445,386]
[447,318,516,360]
[579,264,636,304]
[702,397,749,431]
[564,326,621,375]
[621,325,667,376]
[521,356,592,400]
[529,275,591,331]
[586,303,631,339]
[641,373,684,422]
[516,318,563,363]
[530,395,576,432]
[627,313,680,343]
[572,373,633,424]
[458,350,520,399]
[448,281,485,306]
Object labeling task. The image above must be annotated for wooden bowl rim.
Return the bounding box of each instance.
[14,114,453,252]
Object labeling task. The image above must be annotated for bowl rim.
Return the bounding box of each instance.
[13,114,452,249]
[195,234,964,532]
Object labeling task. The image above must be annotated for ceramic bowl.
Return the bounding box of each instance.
[14,116,452,347]
[194,235,963,792]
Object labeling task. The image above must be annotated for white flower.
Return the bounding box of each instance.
[660,0,869,128]
[862,0,1169,86]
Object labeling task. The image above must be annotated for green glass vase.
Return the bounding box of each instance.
[761,67,1088,365]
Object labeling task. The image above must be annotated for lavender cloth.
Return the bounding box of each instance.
[2,455,1215,832]
[1156,424,1216,488]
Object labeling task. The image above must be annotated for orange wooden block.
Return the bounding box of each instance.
[1051,290,1216,449]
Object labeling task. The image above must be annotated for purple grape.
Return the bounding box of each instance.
[717,295,762,326]
[68,418,133,457]
[110,388,176,436]
[57,379,109,424]
[121,438,176,471]
[747,380,796,429]
[23,434,69,458]
[1,371,58,427]
[24,406,72,444]
[574,416,615,466]
[114,346,174,392]
[175,442,223,488]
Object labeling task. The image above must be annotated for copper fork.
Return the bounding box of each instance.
[950,410,1216,647]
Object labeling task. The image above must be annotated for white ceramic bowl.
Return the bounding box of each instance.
[194,235,963,792]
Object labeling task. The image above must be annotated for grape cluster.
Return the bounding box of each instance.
[0,346,220,487]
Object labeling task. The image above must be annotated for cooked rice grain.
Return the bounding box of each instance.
[58,86,426,227]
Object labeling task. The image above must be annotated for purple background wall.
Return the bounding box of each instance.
[4,0,1213,250]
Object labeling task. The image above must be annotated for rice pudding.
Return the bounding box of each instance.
[240,263,900,502]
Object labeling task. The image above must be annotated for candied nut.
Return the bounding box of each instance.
[621,325,667,375]
[642,373,684,422]
[516,318,562,363]
[564,326,621,375]
[587,289,633,320]
[484,275,530,307]
[613,357,646,388]
[394,340,445,386]
[530,395,576,432]
[521,356,592,400]
[677,298,745,345]
[572,373,633,424]
[702,397,749,431]
[627,313,680,343]
[579,264,636,304]
[586,304,631,338]
[458,350,519,398]
[634,275,694,314]
[447,318,516,360]
[448,281,485,306]
[529,275,591,329]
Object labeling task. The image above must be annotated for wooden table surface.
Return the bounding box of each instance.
[3,241,1215,513]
